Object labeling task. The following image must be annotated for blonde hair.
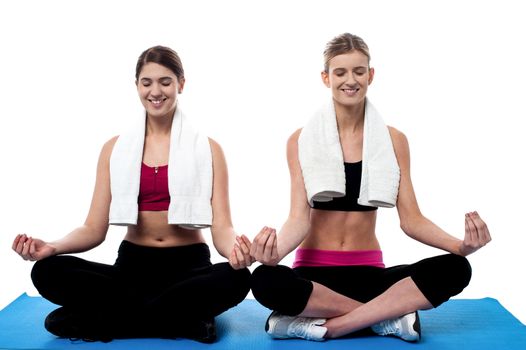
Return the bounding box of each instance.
[323,33,370,72]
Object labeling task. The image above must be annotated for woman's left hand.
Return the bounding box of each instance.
[459,211,492,256]
[229,234,254,270]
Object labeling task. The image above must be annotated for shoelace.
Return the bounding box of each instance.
[289,317,324,340]
[380,318,400,335]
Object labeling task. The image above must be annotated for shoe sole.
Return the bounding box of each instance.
[412,311,421,342]
[401,311,421,342]
[264,311,275,332]
[265,311,287,338]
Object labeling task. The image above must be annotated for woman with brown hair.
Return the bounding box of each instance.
[12,45,253,343]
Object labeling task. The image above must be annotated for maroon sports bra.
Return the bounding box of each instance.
[138,163,170,211]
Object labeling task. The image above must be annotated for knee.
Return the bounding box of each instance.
[250,265,277,300]
[250,265,291,309]
[412,254,472,308]
[218,263,252,303]
[31,256,61,288]
[421,254,472,291]
[234,266,252,296]
[447,254,472,291]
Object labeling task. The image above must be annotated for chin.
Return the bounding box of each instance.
[334,97,363,107]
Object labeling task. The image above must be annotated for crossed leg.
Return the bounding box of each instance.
[303,277,432,338]
[252,254,471,339]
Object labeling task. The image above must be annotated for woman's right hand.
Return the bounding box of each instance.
[250,226,280,266]
[12,234,56,261]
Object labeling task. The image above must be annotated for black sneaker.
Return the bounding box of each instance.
[44,307,112,343]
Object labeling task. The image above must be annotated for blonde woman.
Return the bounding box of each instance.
[250,33,491,342]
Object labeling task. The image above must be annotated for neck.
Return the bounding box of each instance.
[334,99,366,134]
[146,110,175,136]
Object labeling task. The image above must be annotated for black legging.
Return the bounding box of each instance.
[31,240,251,338]
[251,253,471,316]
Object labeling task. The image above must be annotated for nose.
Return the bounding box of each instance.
[150,82,162,97]
[346,73,358,85]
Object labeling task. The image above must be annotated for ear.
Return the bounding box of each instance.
[368,67,375,85]
[321,71,330,88]
[178,77,186,94]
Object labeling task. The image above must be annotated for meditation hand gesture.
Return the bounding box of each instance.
[460,212,492,256]
[12,234,56,262]
[250,227,280,266]
[229,234,254,270]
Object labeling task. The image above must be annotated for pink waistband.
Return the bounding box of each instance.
[292,248,385,268]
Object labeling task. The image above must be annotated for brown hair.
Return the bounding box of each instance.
[135,45,185,81]
[323,33,370,72]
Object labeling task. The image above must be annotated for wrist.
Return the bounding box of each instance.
[48,242,60,255]
[456,240,468,257]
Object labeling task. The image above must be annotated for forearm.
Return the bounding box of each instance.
[401,216,462,255]
[276,217,311,262]
[50,225,107,255]
[211,225,237,259]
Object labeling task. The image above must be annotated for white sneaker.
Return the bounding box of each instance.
[371,311,421,342]
[265,311,327,341]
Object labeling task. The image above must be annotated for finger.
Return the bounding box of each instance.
[465,213,476,245]
[249,228,265,256]
[12,234,22,251]
[472,212,492,245]
[14,234,27,254]
[252,227,271,259]
[263,230,276,263]
[235,245,246,268]
[236,236,250,256]
[21,237,33,259]
[271,230,279,260]
[240,235,252,250]
[29,240,37,260]
[237,237,253,265]
[230,248,239,269]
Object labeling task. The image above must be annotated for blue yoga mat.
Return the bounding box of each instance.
[1,294,525,349]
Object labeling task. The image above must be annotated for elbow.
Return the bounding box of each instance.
[400,221,412,237]
[400,213,426,239]
[400,218,418,238]
[86,224,108,247]
[210,225,235,252]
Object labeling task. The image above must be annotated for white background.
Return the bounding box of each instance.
[1,0,525,324]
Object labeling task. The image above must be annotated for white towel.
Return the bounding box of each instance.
[298,98,400,208]
[109,107,213,229]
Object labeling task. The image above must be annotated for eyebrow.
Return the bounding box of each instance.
[333,65,368,72]
[140,76,173,82]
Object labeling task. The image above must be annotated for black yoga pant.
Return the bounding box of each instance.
[251,253,471,316]
[31,240,251,337]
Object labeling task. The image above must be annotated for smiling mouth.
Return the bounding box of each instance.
[148,98,167,105]
[341,87,359,94]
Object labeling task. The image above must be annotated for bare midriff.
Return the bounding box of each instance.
[124,211,206,247]
[300,209,380,251]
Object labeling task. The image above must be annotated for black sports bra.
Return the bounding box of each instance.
[311,161,378,212]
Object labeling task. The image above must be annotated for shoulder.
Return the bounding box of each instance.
[387,125,409,153]
[104,135,120,148]
[207,137,227,165]
[207,137,221,151]
[207,137,224,157]
[98,135,119,161]
[287,128,303,150]
[387,126,411,167]
[285,128,303,166]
